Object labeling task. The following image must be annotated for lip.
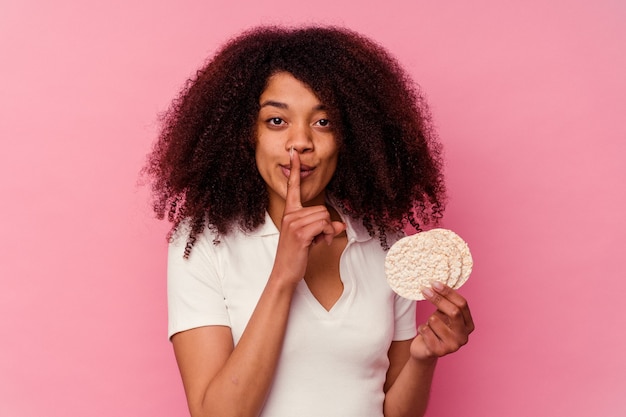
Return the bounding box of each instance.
[280,163,315,179]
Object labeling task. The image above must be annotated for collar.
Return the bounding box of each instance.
[244,212,280,237]
[336,210,374,243]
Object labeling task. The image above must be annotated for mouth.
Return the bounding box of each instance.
[280,164,315,179]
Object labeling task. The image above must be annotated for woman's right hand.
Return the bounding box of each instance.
[271,149,345,286]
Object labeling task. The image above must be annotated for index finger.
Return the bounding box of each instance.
[427,283,474,329]
[285,146,302,212]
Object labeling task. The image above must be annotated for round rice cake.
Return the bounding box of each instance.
[436,229,473,289]
[385,228,473,300]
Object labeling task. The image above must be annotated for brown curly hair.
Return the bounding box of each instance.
[143,26,446,257]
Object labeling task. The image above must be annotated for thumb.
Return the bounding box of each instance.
[323,221,347,245]
[332,221,346,236]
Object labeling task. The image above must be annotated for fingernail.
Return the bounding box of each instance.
[432,281,445,291]
[289,146,294,159]
[422,287,434,298]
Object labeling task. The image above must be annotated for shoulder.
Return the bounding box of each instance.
[168,213,280,263]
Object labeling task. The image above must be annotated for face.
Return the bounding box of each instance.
[255,72,339,212]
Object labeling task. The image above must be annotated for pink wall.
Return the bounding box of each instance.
[1,1,624,416]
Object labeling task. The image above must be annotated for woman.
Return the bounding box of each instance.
[145,26,474,417]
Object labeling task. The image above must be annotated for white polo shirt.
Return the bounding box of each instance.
[167,210,417,417]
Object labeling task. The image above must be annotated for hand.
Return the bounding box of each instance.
[271,148,345,285]
[410,282,474,361]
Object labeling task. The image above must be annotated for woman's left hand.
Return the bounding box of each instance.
[410,282,475,361]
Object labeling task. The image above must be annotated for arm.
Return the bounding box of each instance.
[172,276,297,417]
[172,150,345,417]
[383,282,474,417]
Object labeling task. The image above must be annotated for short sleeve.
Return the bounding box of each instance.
[167,230,231,339]
[392,294,417,341]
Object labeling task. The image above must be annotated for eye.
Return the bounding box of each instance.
[315,118,330,127]
[267,117,285,126]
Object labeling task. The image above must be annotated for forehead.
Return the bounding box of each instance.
[259,72,322,105]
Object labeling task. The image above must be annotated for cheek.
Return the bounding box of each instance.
[254,148,269,180]
[254,139,279,185]
[326,144,340,174]
[328,159,339,181]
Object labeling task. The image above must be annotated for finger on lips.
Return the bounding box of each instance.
[286,147,344,246]
[286,146,302,212]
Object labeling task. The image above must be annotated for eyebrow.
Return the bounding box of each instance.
[260,100,288,109]
[259,100,327,111]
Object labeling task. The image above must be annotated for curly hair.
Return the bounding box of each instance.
[143,26,446,257]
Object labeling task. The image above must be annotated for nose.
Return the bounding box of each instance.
[286,123,313,154]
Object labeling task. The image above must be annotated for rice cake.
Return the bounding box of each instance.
[385,228,473,300]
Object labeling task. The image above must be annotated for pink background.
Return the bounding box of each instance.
[1,1,625,416]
